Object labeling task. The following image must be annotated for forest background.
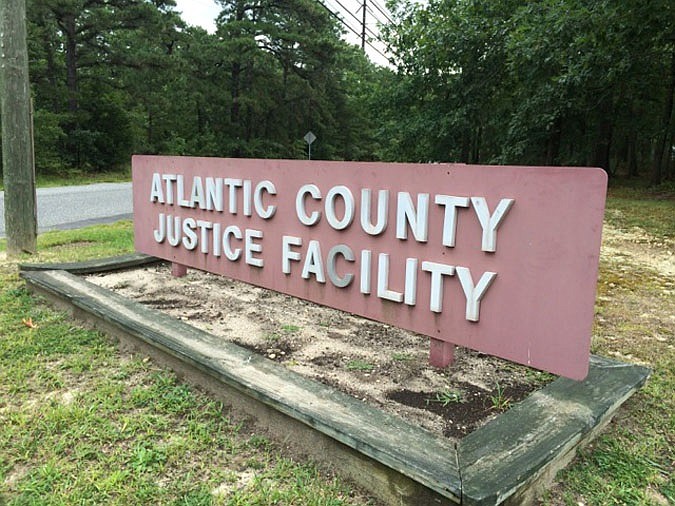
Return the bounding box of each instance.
[0,0,673,185]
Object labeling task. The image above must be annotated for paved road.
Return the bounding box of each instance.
[0,182,132,238]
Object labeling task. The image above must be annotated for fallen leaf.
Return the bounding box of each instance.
[22,317,39,329]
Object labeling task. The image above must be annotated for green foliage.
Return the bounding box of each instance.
[281,324,301,333]
[32,109,67,173]
[380,0,675,181]
[22,0,387,176]
[489,382,511,412]
[345,359,374,372]
[427,388,463,406]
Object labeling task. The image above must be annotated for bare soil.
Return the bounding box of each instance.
[87,265,551,442]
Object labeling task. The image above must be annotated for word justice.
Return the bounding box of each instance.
[151,214,495,321]
[149,174,515,252]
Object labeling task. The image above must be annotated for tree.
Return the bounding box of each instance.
[22,0,387,172]
[27,0,184,171]
[381,0,675,177]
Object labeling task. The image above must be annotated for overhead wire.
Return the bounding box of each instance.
[343,0,391,56]
[324,0,382,45]
[369,0,394,25]
[314,0,392,62]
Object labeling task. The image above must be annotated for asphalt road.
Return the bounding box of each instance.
[0,182,133,238]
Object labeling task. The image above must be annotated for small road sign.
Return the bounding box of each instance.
[304,131,316,145]
[304,131,316,160]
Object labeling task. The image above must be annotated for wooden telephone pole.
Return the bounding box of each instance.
[361,0,367,50]
[1,0,37,255]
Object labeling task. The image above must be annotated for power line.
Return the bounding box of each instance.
[326,0,390,58]
[369,0,394,25]
[328,0,365,33]
[314,0,391,62]
[326,0,382,43]
[365,9,389,29]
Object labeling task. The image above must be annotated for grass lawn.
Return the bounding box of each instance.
[0,169,130,191]
[0,224,367,505]
[0,183,673,505]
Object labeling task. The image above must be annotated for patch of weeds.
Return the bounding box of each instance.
[489,382,511,412]
[131,444,168,473]
[426,388,463,407]
[524,368,556,386]
[556,434,670,505]
[346,359,374,372]
[662,482,675,504]
[392,352,413,362]
[281,324,301,333]
[264,332,280,343]
[247,434,272,452]
[225,459,356,505]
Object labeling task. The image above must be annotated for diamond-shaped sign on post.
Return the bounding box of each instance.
[304,131,316,160]
[304,131,316,145]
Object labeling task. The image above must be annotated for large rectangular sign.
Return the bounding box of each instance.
[132,156,607,380]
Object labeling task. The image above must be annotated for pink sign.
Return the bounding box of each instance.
[132,156,607,380]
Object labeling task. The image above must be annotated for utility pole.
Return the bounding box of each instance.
[361,0,366,50]
[1,0,37,255]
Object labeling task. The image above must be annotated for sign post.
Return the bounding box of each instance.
[304,131,316,160]
[132,157,607,380]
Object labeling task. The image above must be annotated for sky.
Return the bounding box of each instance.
[172,0,391,66]
[174,0,220,34]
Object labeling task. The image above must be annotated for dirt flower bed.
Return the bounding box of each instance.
[87,265,553,441]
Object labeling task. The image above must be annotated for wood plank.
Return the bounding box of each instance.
[19,253,160,274]
[459,355,650,505]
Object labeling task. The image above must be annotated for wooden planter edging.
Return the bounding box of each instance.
[20,261,650,506]
[19,252,160,275]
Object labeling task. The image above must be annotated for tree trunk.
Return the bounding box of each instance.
[43,30,60,111]
[460,132,470,163]
[63,12,78,114]
[651,47,675,186]
[627,134,639,178]
[593,118,613,175]
[471,126,481,163]
[668,129,675,180]
[230,60,242,157]
[545,117,562,165]
[1,0,37,254]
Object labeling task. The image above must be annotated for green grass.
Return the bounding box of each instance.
[0,169,130,191]
[0,223,368,505]
[345,360,375,372]
[605,181,675,240]
[0,220,133,260]
[426,388,463,407]
[281,324,301,333]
